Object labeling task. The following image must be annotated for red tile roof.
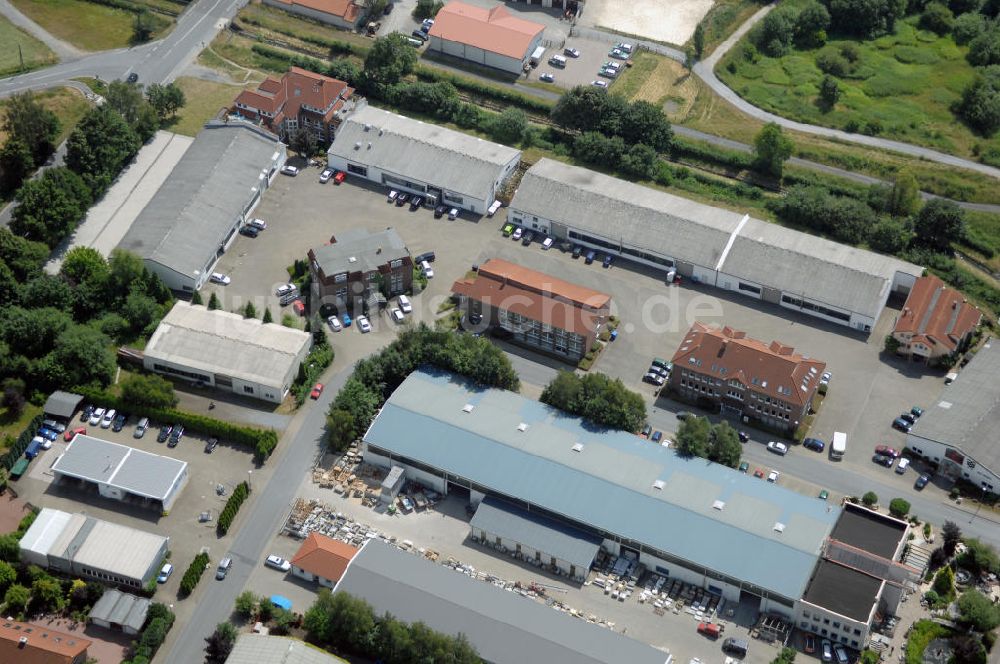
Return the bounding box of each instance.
[0,620,90,664]
[894,275,981,353]
[452,259,610,337]
[428,2,545,60]
[291,533,359,583]
[671,322,826,407]
[234,67,352,124]
[267,0,360,20]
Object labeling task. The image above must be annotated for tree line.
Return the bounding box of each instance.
[540,370,647,433]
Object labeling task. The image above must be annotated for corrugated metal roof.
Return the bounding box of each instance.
[908,340,1000,473]
[336,540,672,664]
[118,122,280,280]
[226,635,347,664]
[511,159,922,319]
[52,435,187,501]
[43,391,83,419]
[328,105,521,201]
[310,228,407,277]
[364,369,841,600]
[89,589,150,632]
[144,302,311,390]
[471,497,601,571]
[18,508,73,560]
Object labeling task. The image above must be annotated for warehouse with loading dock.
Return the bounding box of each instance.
[326,103,521,214]
[363,368,842,612]
[508,159,922,333]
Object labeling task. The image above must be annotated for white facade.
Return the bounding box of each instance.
[291,565,337,589]
[143,353,302,403]
[428,34,541,74]
[262,0,358,29]
[905,435,1000,490]
[793,599,876,650]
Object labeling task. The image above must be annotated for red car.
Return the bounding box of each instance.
[293,300,305,316]
[874,444,899,458]
[64,426,86,442]
[753,468,765,479]
[333,170,346,184]
[310,383,324,399]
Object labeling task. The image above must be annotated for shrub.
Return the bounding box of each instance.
[953,12,987,45]
[920,3,954,35]
[862,491,878,506]
[179,552,210,598]
[889,497,911,517]
[816,50,850,77]
[216,481,250,535]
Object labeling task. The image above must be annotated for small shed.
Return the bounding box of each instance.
[43,391,83,421]
[379,465,405,504]
[89,589,151,635]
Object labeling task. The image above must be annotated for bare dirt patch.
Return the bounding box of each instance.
[581,0,714,46]
[632,57,700,122]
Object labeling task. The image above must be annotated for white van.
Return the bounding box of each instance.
[548,54,567,68]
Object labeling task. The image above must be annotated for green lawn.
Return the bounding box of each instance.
[0,403,42,451]
[0,86,91,146]
[10,0,168,51]
[0,14,57,76]
[717,15,994,160]
[169,76,251,137]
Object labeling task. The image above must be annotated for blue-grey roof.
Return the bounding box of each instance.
[471,497,601,572]
[364,369,841,601]
[118,121,281,280]
[52,435,187,501]
[335,540,671,664]
[89,589,150,632]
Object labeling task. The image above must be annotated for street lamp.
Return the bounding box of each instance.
[247,469,252,492]
[969,484,987,524]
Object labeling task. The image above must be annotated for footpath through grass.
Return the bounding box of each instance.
[717,13,993,161]
[10,0,170,50]
[0,15,57,76]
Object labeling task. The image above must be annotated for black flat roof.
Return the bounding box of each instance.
[802,560,882,621]
[830,504,906,559]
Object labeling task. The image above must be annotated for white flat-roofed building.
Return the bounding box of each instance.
[327,103,521,214]
[143,301,312,403]
[20,509,168,590]
[51,435,188,513]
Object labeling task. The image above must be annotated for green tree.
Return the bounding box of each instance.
[190,290,203,306]
[889,497,910,517]
[676,416,711,458]
[205,622,238,663]
[145,82,186,120]
[105,80,159,142]
[933,565,955,597]
[957,538,1000,575]
[752,5,798,56]
[619,100,673,152]
[708,421,742,468]
[207,292,220,310]
[66,105,141,196]
[540,370,583,409]
[951,634,986,664]
[551,86,611,133]
[693,22,705,58]
[234,591,258,620]
[957,70,1000,135]
[3,584,29,614]
[243,301,257,319]
[967,27,1000,67]
[0,560,15,595]
[363,34,418,88]
[20,274,74,313]
[953,12,987,45]
[0,262,17,310]
[956,589,1000,631]
[37,325,116,390]
[488,108,528,144]
[262,307,273,324]
[123,293,161,335]
[413,0,442,18]
[818,75,841,110]
[133,8,155,43]
[620,143,658,179]
[289,128,317,156]
[888,170,921,217]
[753,123,793,179]
[868,217,911,254]
[1,91,60,163]
[332,378,383,436]
[61,246,109,287]
[920,2,954,35]
[913,198,966,253]
[11,167,92,247]
[795,1,831,47]
[0,228,48,282]
[120,373,178,408]
[826,0,906,38]
[862,491,878,506]
[0,137,34,195]
[32,577,64,613]
[942,521,961,556]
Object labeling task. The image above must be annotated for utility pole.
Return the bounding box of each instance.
[18,44,24,71]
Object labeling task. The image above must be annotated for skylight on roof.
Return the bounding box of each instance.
[462,404,474,413]
[773,522,786,533]
[712,500,725,510]
[517,423,528,432]
[653,479,665,490]
[572,443,584,452]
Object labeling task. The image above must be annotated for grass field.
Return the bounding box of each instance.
[717,14,997,160]
[0,86,91,146]
[10,0,170,51]
[0,15,57,76]
[169,77,254,137]
[0,403,41,450]
[696,0,765,55]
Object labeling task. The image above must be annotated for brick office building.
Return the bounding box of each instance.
[451,258,610,361]
[308,228,412,314]
[668,322,826,434]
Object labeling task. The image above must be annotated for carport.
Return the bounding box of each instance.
[43,390,83,422]
[470,496,601,582]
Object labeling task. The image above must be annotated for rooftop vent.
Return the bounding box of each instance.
[18,637,27,648]
[363,123,371,131]
[712,500,725,511]
[348,256,357,263]
[571,443,584,453]
[773,522,786,533]
[379,128,384,136]
[354,142,361,150]
[517,423,528,432]
[367,142,372,149]
[462,404,474,413]
[652,479,665,490]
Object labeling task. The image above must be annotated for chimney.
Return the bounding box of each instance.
[18,636,27,648]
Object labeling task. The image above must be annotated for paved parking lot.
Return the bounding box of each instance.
[526,36,618,89]
[17,409,260,603]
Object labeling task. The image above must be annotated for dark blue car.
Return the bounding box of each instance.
[803,437,825,452]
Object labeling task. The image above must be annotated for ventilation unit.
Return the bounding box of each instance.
[652,479,665,490]
[712,500,725,511]
[462,404,474,413]
[773,522,786,533]
[517,423,528,432]
[571,443,584,453]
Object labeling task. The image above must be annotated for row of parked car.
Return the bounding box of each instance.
[79,406,220,453]
[387,189,459,220]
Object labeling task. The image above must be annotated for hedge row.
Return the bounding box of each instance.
[217,481,250,535]
[239,18,361,56]
[414,66,553,114]
[76,388,278,464]
[1,414,43,472]
[123,603,175,664]
[671,136,752,172]
[83,0,179,17]
[179,552,209,598]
